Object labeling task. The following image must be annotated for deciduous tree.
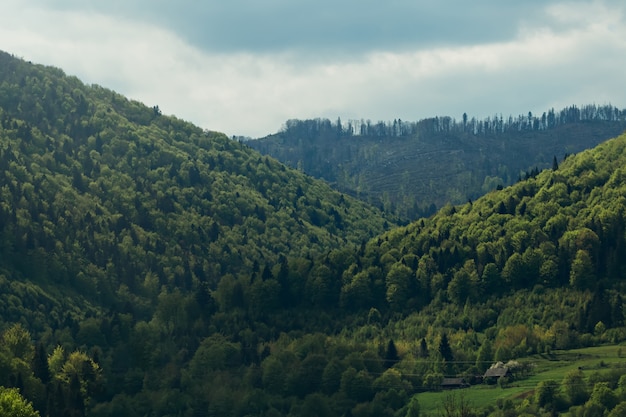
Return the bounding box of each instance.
[0,387,39,417]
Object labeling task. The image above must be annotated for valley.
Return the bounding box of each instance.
[1,50,626,416]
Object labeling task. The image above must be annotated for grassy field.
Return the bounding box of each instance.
[415,344,626,415]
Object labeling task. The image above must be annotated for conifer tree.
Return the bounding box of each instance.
[384,339,399,369]
[419,338,429,358]
[439,333,453,363]
[33,343,50,384]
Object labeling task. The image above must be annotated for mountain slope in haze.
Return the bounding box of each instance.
[249,111,626,220]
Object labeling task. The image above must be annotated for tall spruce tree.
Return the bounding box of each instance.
[384,339,399,369]
[32,343,50,384]
[439,333,453,362]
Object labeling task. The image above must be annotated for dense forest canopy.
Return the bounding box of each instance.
[1,50,626,416]
[0,50,392,280]
[0,50,393,416]
[249,107,626,220]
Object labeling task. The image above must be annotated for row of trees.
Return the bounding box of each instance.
[525,366,626,416]
[278,104,626,139]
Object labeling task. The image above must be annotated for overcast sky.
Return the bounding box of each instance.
[1,0,625,137]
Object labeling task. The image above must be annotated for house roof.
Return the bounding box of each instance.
[441,377,467,386]
[483,367,510,378]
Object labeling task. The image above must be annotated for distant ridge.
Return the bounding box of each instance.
[249,105,626,220]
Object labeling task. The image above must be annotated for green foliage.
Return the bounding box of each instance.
[0,387,39,417]
[608,402,626,417]
[448,260,480,304]
[589,382,618,411]
[570,250,595,290]
[340,367,373,402]
[2,51,626,417]
[405,395,421,417]
[439,391,475,417]
[534,379,560,410]
[475,339,493,372]
[1,324,34,363]
[384,339,399,369]
[439,333,453,362]
[250,110,626,221]
[0,51,397,417]
[563,369,589,406]
[385,262,413,311]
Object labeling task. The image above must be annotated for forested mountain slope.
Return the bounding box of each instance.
[249,111,626,220]
[0,51,393,416]
[0,50,392,289]
[2,50,626,417]
[340,132,626,316]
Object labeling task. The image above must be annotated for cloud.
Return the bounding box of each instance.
[15,0,555,53]
[0,0,625,137]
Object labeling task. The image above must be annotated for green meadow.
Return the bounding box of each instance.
[415,344,626,415]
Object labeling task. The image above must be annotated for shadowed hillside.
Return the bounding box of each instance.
[249,111,626,220]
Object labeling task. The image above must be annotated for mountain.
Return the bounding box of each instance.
[0,51,393,416]
[2,50,626,417]
[0,50,393,285]
[341,131,626,315]
[248,111,626,220]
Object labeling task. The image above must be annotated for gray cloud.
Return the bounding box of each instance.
[33,0,560,53]
[1,0,625,137]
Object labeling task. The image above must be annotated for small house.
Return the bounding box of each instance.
[440,377,469,389]
[483,366,512,384]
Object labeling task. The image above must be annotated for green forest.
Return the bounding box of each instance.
[249,110,626,221]
[1,50,626,417]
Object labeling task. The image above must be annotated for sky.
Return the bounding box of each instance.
[1,0,625,137]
